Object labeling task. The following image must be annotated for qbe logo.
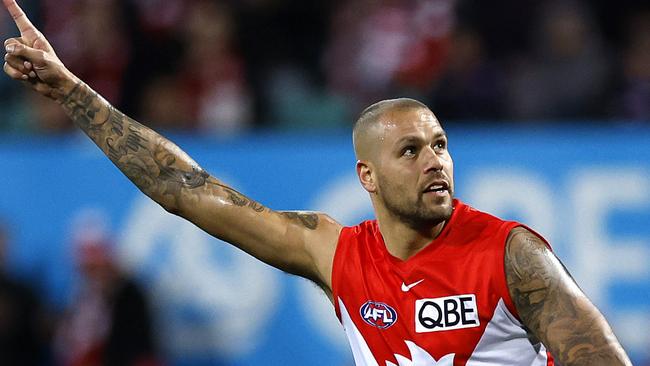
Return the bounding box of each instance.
[415,294,480,333]
[360,301,398,329]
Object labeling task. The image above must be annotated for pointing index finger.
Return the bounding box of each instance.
[3,0,39,39]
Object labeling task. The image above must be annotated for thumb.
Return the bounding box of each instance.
[32,36,52,53]
[6,42,45,65]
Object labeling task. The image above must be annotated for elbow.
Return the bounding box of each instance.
[146,191,184,217]
[163,202,182,216]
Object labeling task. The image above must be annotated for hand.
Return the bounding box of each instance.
[2,0,77,100]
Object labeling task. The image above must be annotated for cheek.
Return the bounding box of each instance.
[444,156,454,184]
[377,169,406,193]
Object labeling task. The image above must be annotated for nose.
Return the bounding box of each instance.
[421,146,443,173]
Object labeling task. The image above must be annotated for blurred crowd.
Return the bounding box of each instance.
[0,0,648,135]
[0,211,161,366]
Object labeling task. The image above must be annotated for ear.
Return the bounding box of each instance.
[356,160,377,193]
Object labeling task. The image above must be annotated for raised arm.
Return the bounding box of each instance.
[504,226,631,366]
[2,0,341,294]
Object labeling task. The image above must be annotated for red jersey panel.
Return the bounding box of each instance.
[332,199,554,366]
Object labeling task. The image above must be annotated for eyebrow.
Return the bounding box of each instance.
[394,131,447,146]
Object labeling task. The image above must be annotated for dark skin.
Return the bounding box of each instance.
[2,1,631,364]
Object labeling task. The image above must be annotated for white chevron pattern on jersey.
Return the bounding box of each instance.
[339,298,455,366]
[339,297,379,366]
[386,341,455,366]
[338,297,550,366]
[466,298,550,365]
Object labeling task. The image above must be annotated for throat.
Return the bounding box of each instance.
[389,240,431,261]
[382,220,447,261]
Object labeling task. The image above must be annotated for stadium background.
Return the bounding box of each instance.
[0,0,648,365]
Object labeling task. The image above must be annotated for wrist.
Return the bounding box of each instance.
[53,70,81,104]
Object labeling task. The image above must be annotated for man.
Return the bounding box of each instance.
[1,1,631,364]
[54,210,160,366]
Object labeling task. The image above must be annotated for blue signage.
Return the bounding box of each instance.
[1,125,648,365]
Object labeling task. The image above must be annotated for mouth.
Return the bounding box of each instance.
[423,180,450,196]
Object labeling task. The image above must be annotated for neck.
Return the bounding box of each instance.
[375,210,447,261]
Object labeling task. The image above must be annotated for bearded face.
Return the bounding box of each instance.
[360,107,455,230]
[376,167,454,229]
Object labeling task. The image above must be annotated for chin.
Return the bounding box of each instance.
[403,205,452,229]
[427,196,454,221]
[430,205,453,223]
[383,191,454,228]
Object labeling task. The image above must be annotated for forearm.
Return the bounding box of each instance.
[58,80,209,213]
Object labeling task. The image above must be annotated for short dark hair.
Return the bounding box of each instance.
[352,98,430,158]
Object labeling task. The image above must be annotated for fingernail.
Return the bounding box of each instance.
[5,44,14,53]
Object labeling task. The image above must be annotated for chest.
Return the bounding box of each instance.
[335,241,515,364]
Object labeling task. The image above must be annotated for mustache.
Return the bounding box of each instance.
[422,173,451,186]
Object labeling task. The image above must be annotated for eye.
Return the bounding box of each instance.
[401,146,417,158]
[434,139,447,150]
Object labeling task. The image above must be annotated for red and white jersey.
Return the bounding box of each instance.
[332,199,554,366]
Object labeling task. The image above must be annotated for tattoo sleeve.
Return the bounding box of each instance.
[53,81,333,286]
[57,81,321,235]
[504,227,631,366]
[59,82,213,212]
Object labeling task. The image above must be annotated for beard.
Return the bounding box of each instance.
[377,177,454,230]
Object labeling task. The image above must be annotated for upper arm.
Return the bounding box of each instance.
[504,226,631,366]
[174,173,343,293]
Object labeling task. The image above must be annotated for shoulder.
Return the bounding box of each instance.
[295,212,344,253]
[331,219,379,264]
[504,226,554,273]
[336,219,380,243]
[448,200,521,246]
[453,200,511,228]
[503,226,564,325]
[504,226,555,285]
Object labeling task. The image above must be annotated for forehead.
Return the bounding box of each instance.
[377,107,443,138]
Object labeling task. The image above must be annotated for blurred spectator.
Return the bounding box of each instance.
[138,75,192,130]
[43,0,132,103]
[325,0,455,113]
[233,0,333,126]
[136,1,252,135]
[122,0,186,119]
[427,26,506,121]
[616,11,650,121]
[454,0,541,62]
[178,0,252,134]
[54,209,161,366]
[506,0,612,120]
[37,0,134,132]
[0,0,649,131]
[0,219,50,365]
[265,65,349,130]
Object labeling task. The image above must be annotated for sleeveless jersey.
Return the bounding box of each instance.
[332,199,554,366]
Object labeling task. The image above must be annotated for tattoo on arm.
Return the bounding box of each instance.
[213,184,319,229]
[505,227,630,366]
[58,82,321,233]
[59,82,224,210]
[221,186,267,212]
[279,211,319,230]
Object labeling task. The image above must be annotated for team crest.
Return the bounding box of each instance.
[360,301,398,329]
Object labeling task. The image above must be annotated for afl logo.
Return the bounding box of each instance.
[360,301,398,329]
